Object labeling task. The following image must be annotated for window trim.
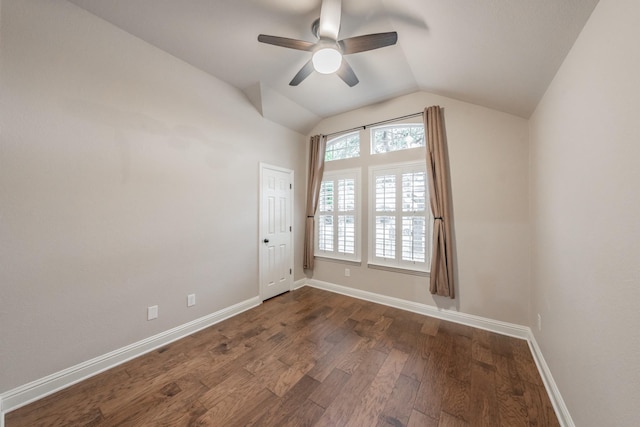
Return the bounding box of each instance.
[315,168,362,262]
[368,160,431,273]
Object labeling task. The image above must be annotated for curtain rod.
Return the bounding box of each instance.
[323,111,423,138]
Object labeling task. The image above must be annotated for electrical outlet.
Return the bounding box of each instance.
[148,305,158,320]
[187,294,196,307]
[345,268,350,277]
[537,313,542,331]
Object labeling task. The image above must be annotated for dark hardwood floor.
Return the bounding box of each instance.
[6,287,559,426]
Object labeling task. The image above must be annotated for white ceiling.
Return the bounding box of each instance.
[69,0,599,133]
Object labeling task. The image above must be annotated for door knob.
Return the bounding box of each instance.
[263,238,269,243]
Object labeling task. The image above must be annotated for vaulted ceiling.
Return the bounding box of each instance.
[69,0,599,133]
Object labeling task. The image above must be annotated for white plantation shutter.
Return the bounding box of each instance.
[370,162,431,271]
[337,178,356,254]
[315,169,360,261]
[402,217,426,263]
[401,171,427,263]
[374,174,396,259]
[318,215,334,252]
[375,215,395,259]
[318,181,334,252]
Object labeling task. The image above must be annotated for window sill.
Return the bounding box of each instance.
[367,263,429,277]
[314,255,362,267]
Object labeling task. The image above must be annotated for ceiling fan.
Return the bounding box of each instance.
[257,0,398,87]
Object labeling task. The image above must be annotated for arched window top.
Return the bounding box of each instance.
[325,132,360,162]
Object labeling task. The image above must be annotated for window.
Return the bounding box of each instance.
[325,132,360,162]
[371,124,425,154]
[318,121,430,274]
[316,169,360,261]
[369,162,431,271]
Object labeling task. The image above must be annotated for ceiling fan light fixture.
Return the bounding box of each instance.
[258,0,398,86]
[312,48,342,74]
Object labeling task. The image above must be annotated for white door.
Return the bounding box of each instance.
[259,164,293,300]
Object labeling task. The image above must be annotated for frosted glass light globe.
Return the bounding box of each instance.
[312,48,342,74]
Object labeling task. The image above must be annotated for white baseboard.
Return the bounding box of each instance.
[293,278,307,290]
[0,296,261,419]
[301,279,574,427]
[526,333,575,427]
[305,279,530,339]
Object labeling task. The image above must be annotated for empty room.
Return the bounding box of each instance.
[1,0,638,426]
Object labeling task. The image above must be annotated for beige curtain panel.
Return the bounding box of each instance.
[303,134,327,270]
[424,106,455,298]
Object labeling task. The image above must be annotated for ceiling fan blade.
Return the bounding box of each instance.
[336,59,358,87]
[339,32,398,55]
[258,34,315,51]
[289,60,315,86]
[318,0,341,39]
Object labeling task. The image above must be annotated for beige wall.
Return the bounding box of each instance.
[529,0,640,425]
[0,0,306,393]
[309,91,530,325]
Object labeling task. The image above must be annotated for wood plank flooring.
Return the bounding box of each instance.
[6,287,560,426]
